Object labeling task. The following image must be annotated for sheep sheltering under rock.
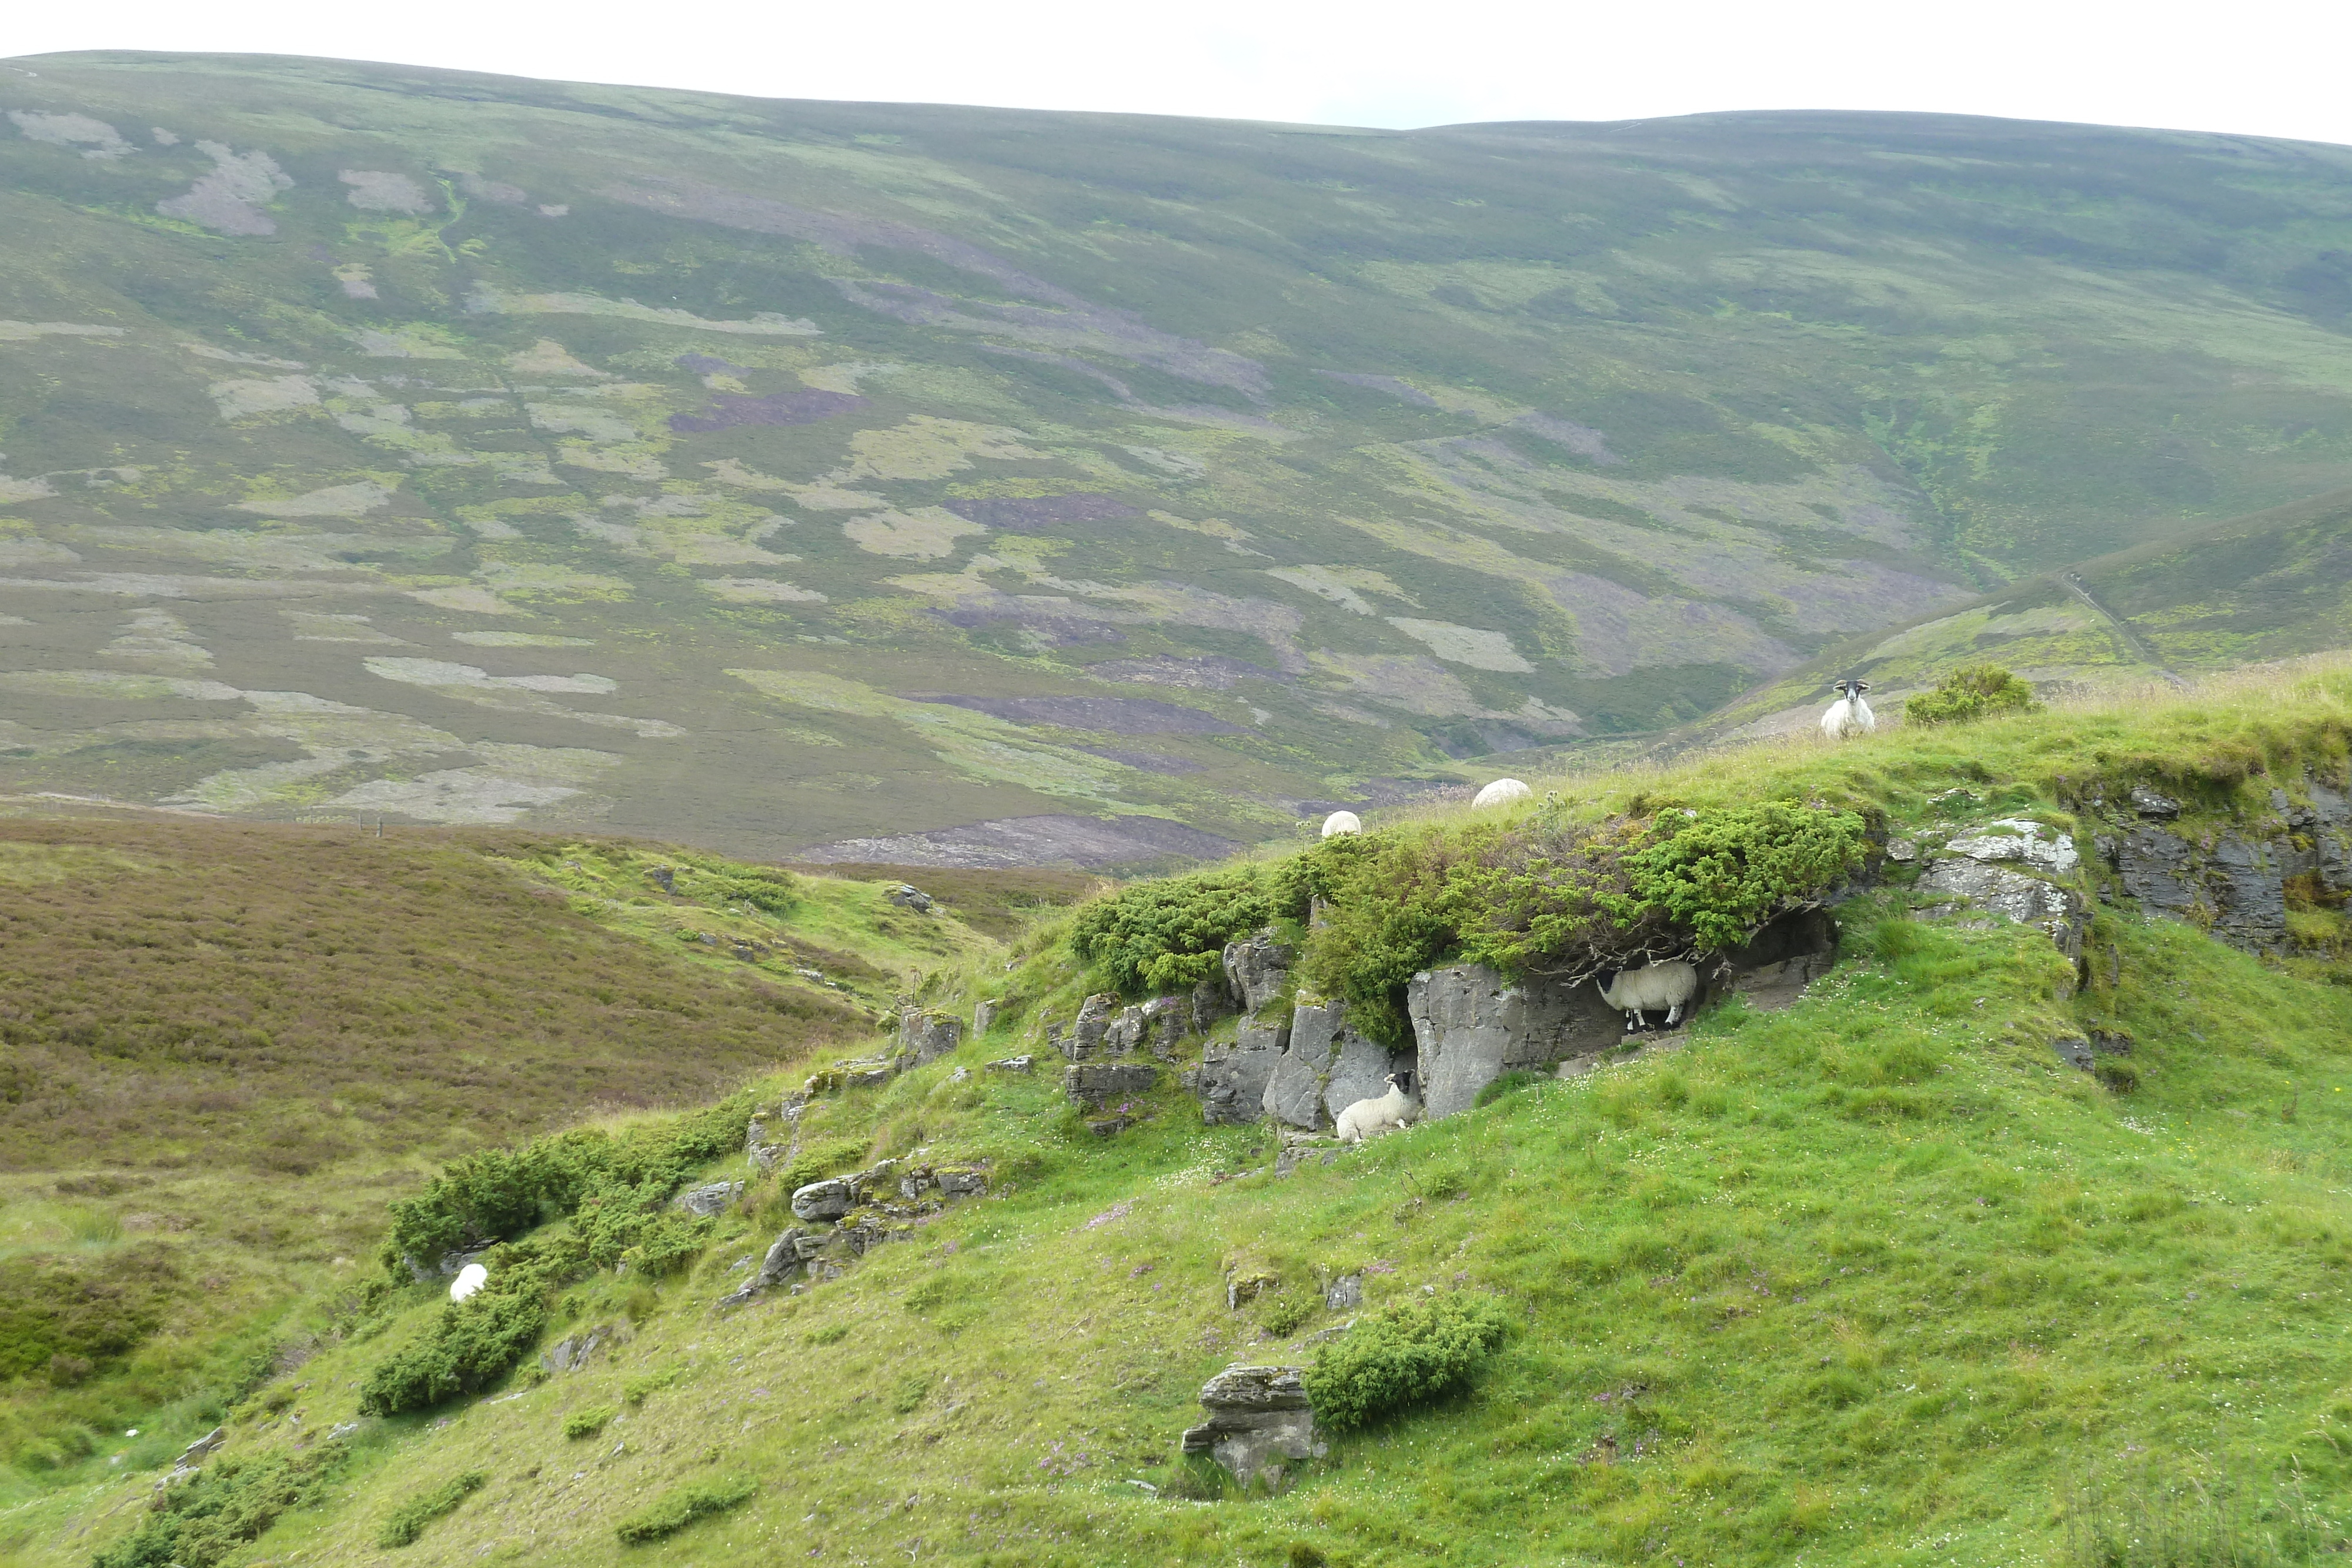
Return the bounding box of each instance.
[1335,1072,1419,1144]
[1820,678,1876,740]
[1472,777,1531,809]
[449,1262,487,1303]
[1321,810,1362,838]
[1596,959,1699,1032]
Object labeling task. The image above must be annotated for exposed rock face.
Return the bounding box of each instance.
[985,1054,1034,1072]
[1067,1061,1158,1113]
[1262,1001,1341,1128]
[1408,965,1624,1120]
[1198,1021,1288,1125]
[1103,1004,1148,1055]
[718,1226,818,1305]
[1065,993,1117,1060]
[2129,785,2181,818]
[1141,994,1191,1055]
[1191,975,1234,1033]
[1222,930,1294,1017]
[790,1178,856,1222]
[1181,1364,1324,1490]
[542,1327,607,1373]
[973,998,1002,1036]
[1719,908,1840,1012]
[1944,818,2079,874]
[2111,827,2287,951]
[897,1009,962,1066]
[1918,858,2089,970]
[671,1180,742,1218]
[1325,1273,1362,1311]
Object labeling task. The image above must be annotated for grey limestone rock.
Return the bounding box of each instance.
[1191,975,1235,1033]
[1943,818,2079,874]
[790,1178,856,1222]
[1222,930,1295,1017]
[2110,824,2290,952]
[672,1181,743,1218]
[1066,993,1117,1060]
[985,1054,1035,1072]
[1067,1061,1158,1113]
[1141,994,1191,1055]
[936,1166,990,1197]
[1103,1004,1148,1055]
[2129,785,2182,818]
[1180,1364,1324,1490]
[1261,999,1340,1128]
[1918,858,2089,971]
[542,1327,607,1373]
[886,882,934,913]
[897,1009,962,1066]
[1408,964,1623,1120]
[719,1227,816,1305]
[973,998,1003,1035]
[1325,1274,1362,1311]
[1198,1021,1287,1125]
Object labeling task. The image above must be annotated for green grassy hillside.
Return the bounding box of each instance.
[12,658,2350,1567]
[6,55,2352,858]
[0,818,1083,1490]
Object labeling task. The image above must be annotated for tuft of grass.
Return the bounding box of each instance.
[562,1405,614,1440]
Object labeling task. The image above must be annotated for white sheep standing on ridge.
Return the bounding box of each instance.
[1336,1072,1419,1145]
[1596,959,1700,1032]
[1820,678,1876,741]
[1321,810,1362,838]
[449,1262,488,1303]
[1473,777,1532,809]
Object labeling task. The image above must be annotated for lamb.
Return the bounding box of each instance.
[1473,777,1532,809]
[1819,678,1876,740]
[1321,810,1362,838]
[1596,959,1700,1032]
[449,1262,488,1303]
[1335,1072,1419,1144]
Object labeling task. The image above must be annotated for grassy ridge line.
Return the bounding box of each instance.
[24,661,2350,1564]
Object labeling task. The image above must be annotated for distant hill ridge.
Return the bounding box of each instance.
[4,54,2352,860]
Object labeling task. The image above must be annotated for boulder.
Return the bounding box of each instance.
[1180,1364,1324,1490]
[790,1178,857,1222]
[1408,964,1622,1120]
[1191,975,1235,1033]
[1067,1062,1158,1114]
[1222,931,1295,1017]
[1325,1274,1363,1312]
[2129,785,2182,818]
[985,1054,1035,1072]
[973,998,1003,1036]
[936,1166,990,1197]
[1919,858,2089,971]
[897,1009,963,1066]
[886,882,934,913]
[1261,1000,1341,1128]
[1065,993,1117,1060]
[718,1227,816,1305]
[671,1181,743,1218]
[1141,994,1192,1055]
[1104,1005,1148,1055]
[542,1327,607,1373]
[1198,1021,1288,1125]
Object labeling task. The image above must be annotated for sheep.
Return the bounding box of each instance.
[1335,1072,1419,1144]
[1321,810,1362,838]
[449,1262,488,1303]
[1473,777,1532,809]
[1819,678,1876,741]
[1596,959,1700,1032]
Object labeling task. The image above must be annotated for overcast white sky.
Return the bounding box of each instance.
[6,0,2350,146]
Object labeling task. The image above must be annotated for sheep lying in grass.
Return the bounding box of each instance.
[1321,810,1362,837]
[449,1262,488,1303]
[1472,777,1531,809]
[1596,959,1699,1032]
[1336,1072,1419,1144]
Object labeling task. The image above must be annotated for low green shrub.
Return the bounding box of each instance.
[1474,1070,1548,1108]
[378,1469,486,1548]
[563,1405,614,1439]
[1068,866,1290,994]
[93,1440,348,1568]
[1260,1292,1315,1338]
[1304,1294,1509,1432]
[358,1278,550,1416]
[1905,664,2040,727]
[613,1476,757,1544]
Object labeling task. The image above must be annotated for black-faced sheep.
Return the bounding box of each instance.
[1335,1072,1418,1144]
[1820,678,1876,740]
[1596,959,1699,1032]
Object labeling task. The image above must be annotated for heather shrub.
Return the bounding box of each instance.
[92,1440,348,1568]
[378,1470,485,1548]
[613,1476,757,1544]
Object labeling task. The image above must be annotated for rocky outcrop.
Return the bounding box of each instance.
[1181,1364,1324,1490]
[1063,993,1117,1060]
[542,1327,608,1373]
[1408,965,1625,1120]
[790,1178,857,1222]
[1067,1062,1158,1114]
[1258,999,1404,1129]
[1222,931,1294,1017]
[1718,908,1840,1011]
[897,1009,962,1067]
[717,1226,820,1306]
[2093,773,2351,954]
[1943,817,2079,874]
[886,882,933,913]
[973,998,1002,1035]
[671,1181,742,1218]
[1196,1021,1288,1125]
[1919,858,2089,970]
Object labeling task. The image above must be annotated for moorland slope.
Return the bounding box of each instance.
[8,657,2351,1567]
[6,55,2352,860]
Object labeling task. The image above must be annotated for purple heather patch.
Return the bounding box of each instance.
[941,494,1140,533]
[1081,656,1283,691]
[1314,370,1439,407]
[674,353,744,375]
[669,389,866,433]
[794,813,1239,870]
[910,694,1241,735]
